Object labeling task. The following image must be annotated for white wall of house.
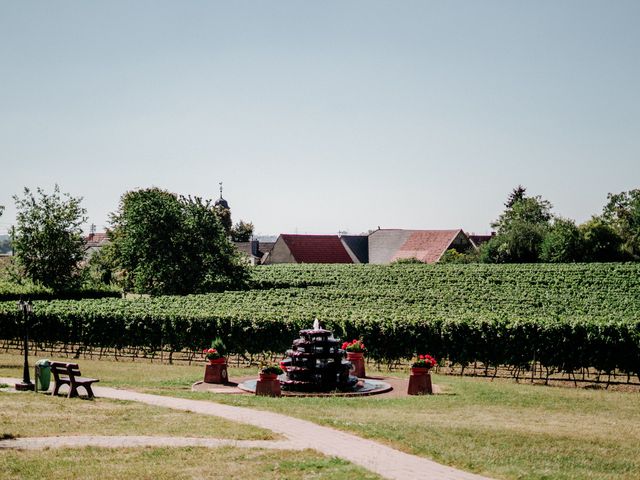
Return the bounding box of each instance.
[262,236,296,264]
[368,230,413,264]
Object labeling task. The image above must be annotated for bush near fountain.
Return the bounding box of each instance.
[408,354,437,395]
[342,339,366,378]
[256,364,283,397]
[202,338,228,384]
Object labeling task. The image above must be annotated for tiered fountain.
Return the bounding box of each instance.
[233,320,392,396]
[279,319,357,392]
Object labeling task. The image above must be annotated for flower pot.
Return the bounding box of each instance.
[256,373,281,397]
[204,358,228,384]
[410,367,431,375]
[347,352,366,378]
[408,368,433,395]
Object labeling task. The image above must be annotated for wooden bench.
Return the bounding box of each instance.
[50,362,99,399]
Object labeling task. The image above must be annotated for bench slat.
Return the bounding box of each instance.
[57,376,99,384]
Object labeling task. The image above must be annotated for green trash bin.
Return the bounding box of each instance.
[35,359,51,392]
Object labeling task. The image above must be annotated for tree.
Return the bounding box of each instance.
[439,247,479,264]
[109,188,248,295]
[579,217,624,262]
[483,187,553,263]
[491,195,553,233]
[602,189,640,260]
[230,220,254,242]
[504,185,527,208]
[214,204,232,234]
[540,218,583,263]
[12,185,87,290]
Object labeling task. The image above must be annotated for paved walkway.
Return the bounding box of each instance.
[0,377,491,480]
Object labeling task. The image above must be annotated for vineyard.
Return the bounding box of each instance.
[1,263,639,379]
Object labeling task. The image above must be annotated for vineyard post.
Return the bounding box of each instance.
[531,350,536,383]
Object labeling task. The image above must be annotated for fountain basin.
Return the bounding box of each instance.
[237,377,392,397]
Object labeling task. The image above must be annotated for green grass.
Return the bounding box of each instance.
[0,392,275,440]
[2,353,639,479]
[0,447,381,480]
[166,377,640,480]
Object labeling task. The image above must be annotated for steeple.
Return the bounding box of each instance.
[214,181,229,209]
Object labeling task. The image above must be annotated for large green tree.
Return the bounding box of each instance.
[579,217,624,262]
[108,188,248,295]
[491,187,553,234]
[540,218,583,263]
[483,186,553,263]
[602,189,640,260]
[12,185,87,290]
[230,220,254,242]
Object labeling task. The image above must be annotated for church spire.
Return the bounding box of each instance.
[214,181,229,209]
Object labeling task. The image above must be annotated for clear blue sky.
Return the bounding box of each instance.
[1,1,639,237]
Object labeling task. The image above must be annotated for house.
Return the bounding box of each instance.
[84,232,109,257]
[262,234,356,264]
[233,240,275,265]
[340,235,369,263]
[368,229,473,264]
[263,229,474,265]
[468,233,495,248]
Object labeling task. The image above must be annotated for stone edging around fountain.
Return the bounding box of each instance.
[191,378,392,397]
[235,377,392,397]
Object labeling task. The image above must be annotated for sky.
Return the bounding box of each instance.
[1,1,639,237]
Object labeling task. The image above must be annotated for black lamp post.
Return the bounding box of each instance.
[15,299,34,391]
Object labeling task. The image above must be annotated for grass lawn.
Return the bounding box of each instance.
[0,446,381,480]
[203,377,640,480]
[2,352,639,479]
[0,391,275,440]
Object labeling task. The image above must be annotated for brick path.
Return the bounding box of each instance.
[1,378,492,480]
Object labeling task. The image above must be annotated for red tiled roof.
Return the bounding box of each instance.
[84,232,109,247]
[391,230,462,264]
[468,233,494,247]
[281,234,353,264]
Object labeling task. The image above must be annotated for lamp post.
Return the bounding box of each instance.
[15,299,34,391]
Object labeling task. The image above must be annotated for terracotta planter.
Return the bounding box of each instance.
[347,351,366,378]
[256,373,281,397]
[410,367,431,375]
[204,358,228,384]
[408,368,433,395]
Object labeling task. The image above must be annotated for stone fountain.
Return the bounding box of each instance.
[231,320,392,397]
[279,320,358,393]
